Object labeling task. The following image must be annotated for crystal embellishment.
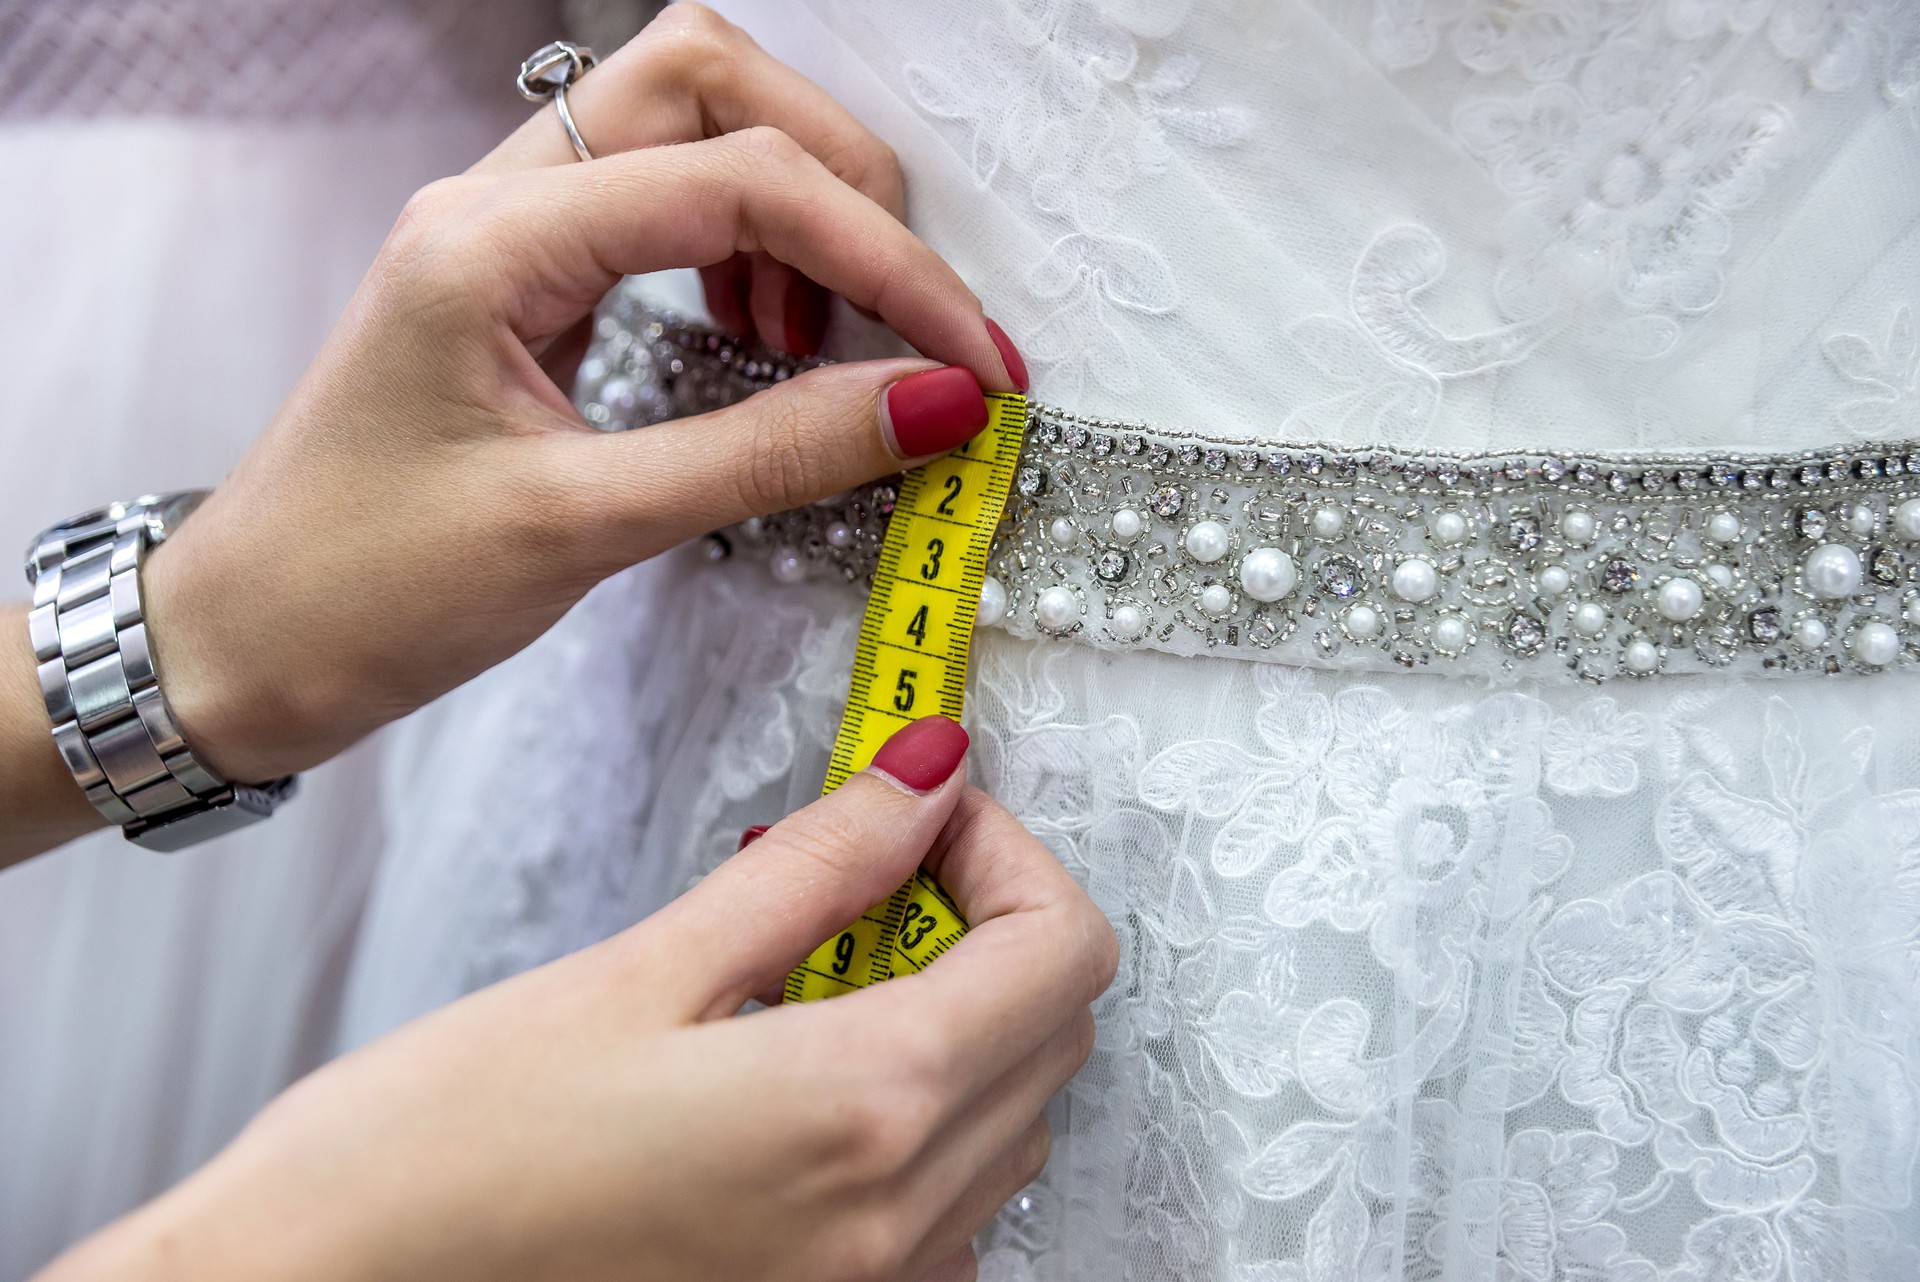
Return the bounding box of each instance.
[585,300,1920,683]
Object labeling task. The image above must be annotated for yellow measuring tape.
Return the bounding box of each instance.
[783,392,1028,1003]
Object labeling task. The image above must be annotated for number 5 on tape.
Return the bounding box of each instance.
[783,393,1027,1003]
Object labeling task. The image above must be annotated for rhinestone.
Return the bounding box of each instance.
[1203,449,1227,471]
[1236,451,1261,473]
[1015,466,1047,498]
[1094,549,1130,582]
[1741,470,1765,490]
[1770,468,1792,490]
[1176,444,1202,466]
[1858,458,1881,480]
[1063,424,1091,450]
[1828,460,1849,483]
[1148,445,1171,468]
[1493,612,1539,652]
[1872,546,1901,585]
[1148,485,1185,518]
[1709,463,1737,488]
[1676,471,1700,492]
[1797,509,1829,540]
[1437,466,1462,487]
[1749,609,1783,643]
[1035,422,1061,447]
[1507,461,1528,483]
[1641,471,1665,493]
[1265,452,1290,475]
[1799,465,1823,486]
[1320,555,1364,598]
[1608,472,1630,494]
[1539,460,1565,484]
[1888,457,1906,477]
[1505,515,1542,552]
[1121,434,1146,456]
[1091,434,1115,457]
[1908,452,1920,474]
[1305,454,1326,476]
[1576,464,1599,486]
[1601,559,1640,593]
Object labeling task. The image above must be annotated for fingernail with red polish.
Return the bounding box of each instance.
[984,317,1029,392]
[783,278,829,357]
[868,715,970,793]
[738,825,771,850]
[880,367,988,459]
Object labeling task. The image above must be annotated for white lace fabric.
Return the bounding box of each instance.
[342,1,1920,1278]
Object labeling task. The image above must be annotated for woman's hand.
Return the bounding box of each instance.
[132,4,1024,788]
[42,718,1118,1282]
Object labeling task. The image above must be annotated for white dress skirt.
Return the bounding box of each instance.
[287,0,1920,1277]
[0,2,557,1272]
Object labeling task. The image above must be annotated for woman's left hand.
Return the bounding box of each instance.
[136,4,1022,788]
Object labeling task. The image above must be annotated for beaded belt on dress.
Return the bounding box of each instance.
[577,294,1920,684]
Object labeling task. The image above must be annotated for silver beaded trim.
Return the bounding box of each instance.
[576,296,1920,682]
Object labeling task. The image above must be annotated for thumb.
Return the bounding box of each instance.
[633,716,973,1022]
[555,357,990,567]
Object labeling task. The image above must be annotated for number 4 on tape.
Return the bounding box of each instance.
[782,393,1027,1003]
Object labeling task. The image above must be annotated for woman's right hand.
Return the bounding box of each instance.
[41,717,1117,1282]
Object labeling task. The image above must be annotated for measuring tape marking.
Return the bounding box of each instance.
[785,394,1027,1004]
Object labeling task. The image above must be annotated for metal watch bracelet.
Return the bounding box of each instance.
[23,493,296,852]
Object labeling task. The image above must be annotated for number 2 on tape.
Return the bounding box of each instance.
[783,393,1027,1003]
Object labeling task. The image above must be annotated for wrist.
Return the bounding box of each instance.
[0,603,104,867]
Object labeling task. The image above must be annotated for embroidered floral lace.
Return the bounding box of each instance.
[344,0,1920,1278]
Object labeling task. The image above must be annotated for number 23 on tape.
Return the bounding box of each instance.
[782,393,1027,1003]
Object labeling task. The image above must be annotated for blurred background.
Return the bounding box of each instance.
[0,2,660,1274]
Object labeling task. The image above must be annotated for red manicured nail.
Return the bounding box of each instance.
[738,825,770,850]
[984,317,1029,392]
[868,715,970,793]
[783,277,829,357]
[881,367,988,459]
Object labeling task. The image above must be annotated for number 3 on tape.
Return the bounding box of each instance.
[783,393,1027,1003]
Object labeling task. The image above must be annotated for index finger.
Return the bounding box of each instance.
[851,787,1119,1098]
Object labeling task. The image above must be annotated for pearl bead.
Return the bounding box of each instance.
[826,521,854,550]
[1537,565,1571,596]
[1853,620,1900,667]
[1110,508,1144,541]
[1624,639,1660,674]
[1238,548,1297,602]
[1391,557,1439,603]
[1048,517,1076,548]
[1906,596,1920,627]
[1656,577,1704,622]
[740,516,765,539]
[1311,505,1346,538]
[1794,617,1829,650]
[1199,584,1232,615]
[1803,543,1863,600]
[1705,563,1734,591]
[1573,602,1609,637]
[1433,614,1468,651]
[1846,503,1876,537]
[1035,585,1076,630]
[1345,605,1381,639]
[1706,511,1741,544]
[1561,508,1597,545]
[1112,603,1147,640]
[1897,499,1920,541]
[1185,519,1230,564]
[769,546,805,584]
[977,575,1007,627]
[1430,511,1468,545]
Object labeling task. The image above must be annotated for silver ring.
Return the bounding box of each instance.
[518,40,598,162]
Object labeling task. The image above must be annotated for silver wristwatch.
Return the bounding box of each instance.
[24,493,297,851]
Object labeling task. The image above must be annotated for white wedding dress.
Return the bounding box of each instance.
[345,2,1920,1277]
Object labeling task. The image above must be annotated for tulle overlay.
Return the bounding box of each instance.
[348,0,1920,1275]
